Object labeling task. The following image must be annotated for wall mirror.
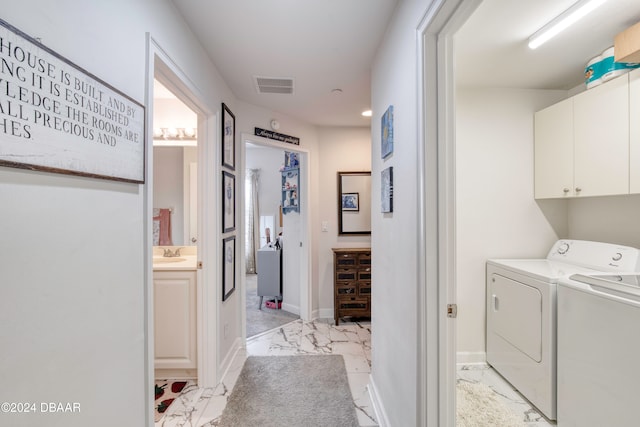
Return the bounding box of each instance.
[338,171,371,235]
[152,79,198,246]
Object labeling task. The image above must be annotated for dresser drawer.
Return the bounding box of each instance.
[336,269,357,281]
[336,253,357,267]
[336,297,369,312]
[358,283,371,296]
[358,252,371,266]
[358,267,372,281]
[336,284,357,296]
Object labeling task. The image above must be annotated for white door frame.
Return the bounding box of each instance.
[239,133,312,339]
[145,35,218,398]
[416,0,481,425]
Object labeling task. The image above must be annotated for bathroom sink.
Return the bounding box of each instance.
[153,257,187,264]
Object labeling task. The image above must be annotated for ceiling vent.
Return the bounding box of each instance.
[254,76,295,95]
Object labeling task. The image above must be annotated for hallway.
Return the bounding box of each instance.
[155,319,376,426]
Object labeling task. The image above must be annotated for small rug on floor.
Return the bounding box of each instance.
[456,380,526,427]
[154,380,193,422]
[218,355,359,427]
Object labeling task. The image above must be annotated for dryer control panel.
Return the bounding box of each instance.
[547,240,640,272]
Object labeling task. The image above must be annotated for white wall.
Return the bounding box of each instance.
[0,1,236,425]
[369,1,425,424]
[568,195,640,247]
[455,88,569,359]
[316,127,371,317]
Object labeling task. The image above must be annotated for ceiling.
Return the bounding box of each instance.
[170,0,398,127]
[456,0,640,90]
[167,0,640,127]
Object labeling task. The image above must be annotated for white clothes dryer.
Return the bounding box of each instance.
[486,240,640,421]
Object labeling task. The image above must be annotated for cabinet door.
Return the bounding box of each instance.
[534,98,574,198]
[574,75,629,197]
[154,271,197,370]
[630,69,640,193]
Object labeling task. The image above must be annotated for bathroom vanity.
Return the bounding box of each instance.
[153,247,197,380]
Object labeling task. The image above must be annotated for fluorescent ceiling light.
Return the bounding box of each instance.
[528,0,607,49]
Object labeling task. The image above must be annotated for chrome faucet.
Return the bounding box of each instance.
[162,247,183,257]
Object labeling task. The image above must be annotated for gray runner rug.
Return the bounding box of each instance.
[219,355,360,427]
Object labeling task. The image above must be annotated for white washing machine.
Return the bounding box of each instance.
[486,240,640,421]
[557,272,640,426]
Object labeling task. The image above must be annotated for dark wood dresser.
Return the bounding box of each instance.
[332,248,371,325]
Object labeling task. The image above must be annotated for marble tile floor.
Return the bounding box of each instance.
[155,319,377,427]
[457,364,556,426]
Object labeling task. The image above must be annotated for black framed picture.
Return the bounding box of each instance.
[341,192,359,211]
[222,103,235,170]
[222,171,235,232]
[222,235,236,301]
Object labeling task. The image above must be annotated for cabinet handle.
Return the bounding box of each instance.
[575,187,582,193]
[563,188,570,193]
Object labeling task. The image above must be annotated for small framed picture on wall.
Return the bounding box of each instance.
[222,236,236,301]
[381,105,394,159]
[381,166,393,213]
[222,103,235,170]
[222,171,236,232]
[341,193,359,211]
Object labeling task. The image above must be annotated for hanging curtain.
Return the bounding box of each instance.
[245,169,260,273]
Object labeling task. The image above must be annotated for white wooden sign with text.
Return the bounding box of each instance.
[0,19,145,183]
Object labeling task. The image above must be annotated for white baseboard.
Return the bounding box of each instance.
[318,308,333,319]
[456,351,486,366]
[368,375,390,427]
[218,337,243,382]
[281,302,299,315]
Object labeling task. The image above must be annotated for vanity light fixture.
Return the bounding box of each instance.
[153,127,198,146]
[528,0,607,49]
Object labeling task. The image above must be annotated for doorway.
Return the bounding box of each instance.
[145,38,219,413]
[151,79,199,383]
[240,133,312,340]
[416,0,482,425]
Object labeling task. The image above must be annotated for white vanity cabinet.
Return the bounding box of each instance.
[535,74,630,198]
[630,68,640,193]
[154,270,197,378]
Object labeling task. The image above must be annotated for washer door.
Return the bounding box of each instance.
[490,274,542,362]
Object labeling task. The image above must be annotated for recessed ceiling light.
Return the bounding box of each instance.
[361,110,372,117]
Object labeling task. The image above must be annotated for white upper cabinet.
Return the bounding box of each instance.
[573,75,629,197]
[534,98,574,199]
[535,74,630,199]
[630,69,640,193]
